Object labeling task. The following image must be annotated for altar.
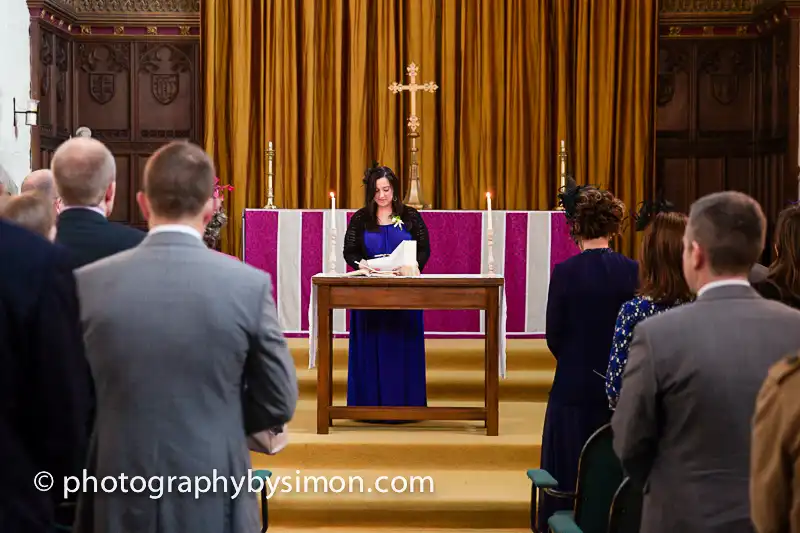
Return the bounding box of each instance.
[241,209,579,338]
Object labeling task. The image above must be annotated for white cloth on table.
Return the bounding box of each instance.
[307,273,508,378]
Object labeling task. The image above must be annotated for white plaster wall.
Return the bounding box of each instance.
[0,0,32,192]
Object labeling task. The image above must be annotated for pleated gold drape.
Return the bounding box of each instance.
[202,0,657,258]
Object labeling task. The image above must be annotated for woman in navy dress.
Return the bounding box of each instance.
[342,165,431,413]
[538,182,638,531]
[605,203,692,409]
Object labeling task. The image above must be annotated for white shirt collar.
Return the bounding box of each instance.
[60,205,106,217]
[697,278,751,297]
[148,224,203,241]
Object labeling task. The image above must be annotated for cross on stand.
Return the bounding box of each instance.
[389,62,438,209]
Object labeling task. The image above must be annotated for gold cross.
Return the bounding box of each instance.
[389,63,438,133]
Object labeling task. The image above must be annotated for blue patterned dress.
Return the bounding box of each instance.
[605,296,682,409]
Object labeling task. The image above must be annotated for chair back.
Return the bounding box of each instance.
[572,424,624,533]
[607,477,642,533]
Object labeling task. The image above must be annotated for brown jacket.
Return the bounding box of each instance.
[751,351,800,533]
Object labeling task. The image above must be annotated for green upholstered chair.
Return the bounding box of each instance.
[607,477,642,533]
[252,468,273,532]
[526,424,624,533]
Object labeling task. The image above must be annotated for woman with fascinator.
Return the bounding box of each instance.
[605,199,692,409]
[342,164,431,416]
[538,178,638,531]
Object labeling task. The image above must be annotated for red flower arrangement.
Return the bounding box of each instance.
[205,177,234,249]
[214,177,234,199]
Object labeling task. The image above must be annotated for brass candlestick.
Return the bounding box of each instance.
[556,139,568,210]
[265,141,277,209]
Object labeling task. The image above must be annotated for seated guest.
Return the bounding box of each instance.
[612,191,800,533]
[343,164,430,412]
[0,191,57,241]
[21,169,60,215]
[538,178,638,531]
[750,350,800,533]
[51,138,144,269]
[753,203,800,309]
[605,202,691,408]
[0,219,92,533]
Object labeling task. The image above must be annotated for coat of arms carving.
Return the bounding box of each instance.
[151,73,179,105]
[89,73,115,104]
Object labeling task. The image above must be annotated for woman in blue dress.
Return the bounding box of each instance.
[538,180,638,531]
[605,202,692,409]
[342,165,431,413]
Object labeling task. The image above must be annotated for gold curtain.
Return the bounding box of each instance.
[203,0,657,258]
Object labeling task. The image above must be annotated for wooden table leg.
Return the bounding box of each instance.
[485,287,500,436]
[316,287,331,434]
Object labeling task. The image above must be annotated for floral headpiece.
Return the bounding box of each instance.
[213,177,233,199]
[634,195,676,232]
[557,174,595,220]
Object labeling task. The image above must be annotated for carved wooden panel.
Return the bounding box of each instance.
[133,154,151,225]
[76,42,132,141]
[656,42,691,135]
[39,29,54,137]
[55,35,71,137]
[109,154,132,223]
[697,43,754,134]
[135,43,195,140]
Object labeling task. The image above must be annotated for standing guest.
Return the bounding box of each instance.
[0,219,92,533]
[612,191,800,533]
[342,164,430,412]
[538,179,638,530]
[0,191,57,241]
[51,137,144,269]
[21,169,61,215]
[753,203,800,310]
[750,350,800,533]
[605,203,692,408]
[72,141,297,533]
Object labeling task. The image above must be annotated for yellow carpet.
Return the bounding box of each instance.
[255,339,553,531]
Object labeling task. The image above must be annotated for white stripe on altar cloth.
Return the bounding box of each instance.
[277,210,302,331]
[526,212,552,333]
[321,210,349,333]
[479,211,506,334]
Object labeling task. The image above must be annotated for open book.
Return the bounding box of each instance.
[345,240,419,277]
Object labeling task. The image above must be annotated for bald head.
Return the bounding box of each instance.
[51,138,116,208]
[21,169,56,199]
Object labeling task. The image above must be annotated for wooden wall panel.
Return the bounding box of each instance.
[110,154,131,223]
[135,43,195,140]
[75,42,132,141]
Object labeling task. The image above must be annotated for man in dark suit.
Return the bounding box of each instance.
[612,191,800,533]
[52,138,145,269]
[0,220,93,533]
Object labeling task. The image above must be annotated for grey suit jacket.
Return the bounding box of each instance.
[72,231,298,533]
[612,284,800,533]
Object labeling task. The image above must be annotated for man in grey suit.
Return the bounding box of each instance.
[612,191,800,533]
[73,141,298,533]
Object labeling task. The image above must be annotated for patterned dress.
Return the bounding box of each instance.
[605,296,681,408]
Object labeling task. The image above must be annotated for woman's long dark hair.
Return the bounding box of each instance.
[767,203,800,300]
[362,164,405,231]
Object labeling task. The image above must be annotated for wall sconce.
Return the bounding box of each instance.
[13,98,39,127]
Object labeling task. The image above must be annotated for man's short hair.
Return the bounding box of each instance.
[21,169,56,199]
[0,191,55,238]
[687,191,766,276]
[51,138,115,206]
[143,141,215,219]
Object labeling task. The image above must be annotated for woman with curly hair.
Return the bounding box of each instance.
[753,203,800,309]
[538,181,638,530]
[605,204,692,409]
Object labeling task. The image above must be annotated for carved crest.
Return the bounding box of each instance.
[657,74,675,106]
[710,74,739,105]
[89,73,115,104]
[151,73,179,105]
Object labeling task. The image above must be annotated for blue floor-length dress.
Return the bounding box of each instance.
[347,224,427,408]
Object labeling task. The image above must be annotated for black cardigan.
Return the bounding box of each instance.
[343,206,431,271]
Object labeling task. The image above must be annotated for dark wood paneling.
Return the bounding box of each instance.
[656,22,792,263]
[31,13,200,228]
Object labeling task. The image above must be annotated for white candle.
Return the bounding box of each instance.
[330,192,336,230]
[486,192,492,231]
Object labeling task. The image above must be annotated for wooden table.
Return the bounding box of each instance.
[312,275,505,436]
